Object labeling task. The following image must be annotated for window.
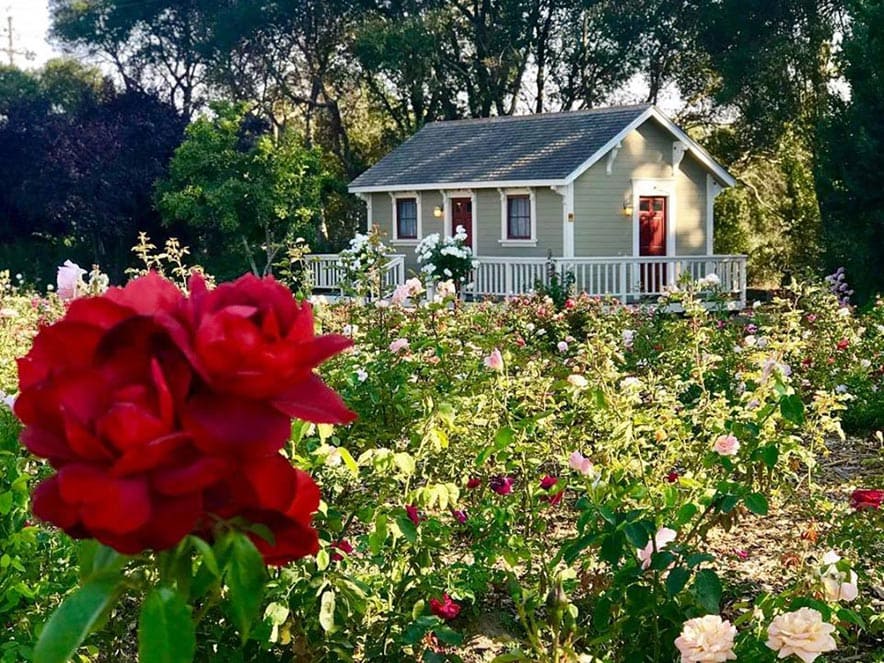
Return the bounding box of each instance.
[396,198,418,239]
[506,195,531,240]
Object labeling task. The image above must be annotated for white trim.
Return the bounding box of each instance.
[445,190,478,255]
[390,191,421,245]
[350,179,563,194]
[355,192,372,229]
[705,174,724,255]
[606,141,622,175]
[498,187,537,246]
[563,106,736,187]
[631,178,677,261]
[551,184,574,257]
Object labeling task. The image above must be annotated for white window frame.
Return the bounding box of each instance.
[390,191,421,244]
[498,187,537,247]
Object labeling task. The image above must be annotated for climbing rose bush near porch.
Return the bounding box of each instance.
[14,271,354,661]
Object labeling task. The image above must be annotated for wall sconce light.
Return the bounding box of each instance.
[622,199,633,217]
[433,205,444,218]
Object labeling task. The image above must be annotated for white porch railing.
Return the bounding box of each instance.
[308,254,406,296]
[308,253,747,307]
[467,255,747,306]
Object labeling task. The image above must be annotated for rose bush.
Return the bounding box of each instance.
[2,263,882,661]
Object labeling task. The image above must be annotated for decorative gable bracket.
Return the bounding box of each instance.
[606,142,623,175]
[672,141,688,171]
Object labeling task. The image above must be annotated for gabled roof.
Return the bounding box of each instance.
[349,105,735,193]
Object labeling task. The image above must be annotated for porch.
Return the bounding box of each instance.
[308,254,748,307]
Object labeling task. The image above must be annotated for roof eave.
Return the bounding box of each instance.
[348,179,567,194]
[562,106,737,188]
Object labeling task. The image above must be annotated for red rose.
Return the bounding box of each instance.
[850,488,883,510]
[16,272,350,565]
[489,475,514,495]
[665,471,680,483]
[429,594,461,620]
[331,539,353,561]
[539,475,558,490]
[406,504,423,526]
[466,477,482,489]
[836,338,850,351]
[180,274,355,424]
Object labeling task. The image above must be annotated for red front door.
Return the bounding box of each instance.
[451,198,473,249]
[639,196,667,292]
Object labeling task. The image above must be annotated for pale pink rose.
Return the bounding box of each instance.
[404,277,424,297]
[568,451,594,476]
[391,284,409,305]
[637,527,677,570]
[712,434,740,456]
[674,615,737,663]
[819,551,858,602]
[56,260,86,301]
[389,338,409,353]
[484,349,504,371]
[436,280,456,299]
[567,374,588,388]
[766,608,836,663]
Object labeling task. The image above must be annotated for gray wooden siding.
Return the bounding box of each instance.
[573,120,708,256]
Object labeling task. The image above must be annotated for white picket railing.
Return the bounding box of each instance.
[466,255,747,306]
[308,253,747,306]
[308,254,406,296]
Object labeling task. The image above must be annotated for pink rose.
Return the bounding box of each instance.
[569,451,594,476]
[56,260,86,301]
[713,434,740,456]
[637,527,677,570]
[389,338,409,353]
[484,349,504,371]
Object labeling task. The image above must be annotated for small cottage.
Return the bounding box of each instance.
[335,104,745,303]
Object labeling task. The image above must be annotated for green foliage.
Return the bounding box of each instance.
[156,103,334,279]
[815,0,884,303]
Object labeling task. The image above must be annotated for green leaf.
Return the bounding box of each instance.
[623,522,650,548]
[674,503,699,527]
[0,491,12,515]
[780,395,805,425]
[138,588,195,663]
[33,574,122,663]
[758,445,779,469]
[337,447,359,476]
[433,625,463,646]
[718,493,740,513]
[396,513,418,544]
[477,427,514,465]
[744,493,769,516]
[693,569,722,613]
[368,513,388,554]
[190,537,220,577]
[666,567,690,598]
[319,590,336,633]
[226,533,267,642]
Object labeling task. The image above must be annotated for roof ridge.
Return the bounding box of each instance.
[423,104,652,128]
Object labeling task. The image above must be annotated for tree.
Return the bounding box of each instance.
[0,61,186,281]
[815,0,884,302]
[156,103,336,278]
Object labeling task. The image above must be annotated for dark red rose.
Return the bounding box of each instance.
[179,274,355,424]
[850,488,883,510]
[466,477,482,489]
[406,504,423,526]
[429,594,461,620]
[16,272,349,564]
[539,475,558,490]
[665,471,680,483]
[542,491,563,506]
[331,539,353,562]
[451,508,467,524]
[489,475,514,495]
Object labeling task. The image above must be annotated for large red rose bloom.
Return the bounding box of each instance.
[16,272,353,564]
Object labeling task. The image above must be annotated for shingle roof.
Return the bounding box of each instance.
[349,104,653,190]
